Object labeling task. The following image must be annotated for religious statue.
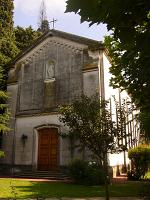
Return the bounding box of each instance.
[45,61,55,79]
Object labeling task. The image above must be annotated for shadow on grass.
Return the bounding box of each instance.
[5,180,150,199]
[15,182,105,199]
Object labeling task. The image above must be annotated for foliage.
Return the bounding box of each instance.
[0,36,18,71]
[0,0,17,134]
[69,159,87,183]
[139,183,150,200]
[144,170,150,179]
[38,20,49,33]
[0,90,10,132]
[65,1,150,139]
[139,111,150,142]
[59,94,121,200]
[59,95,118,161]
[0,151,5,157]
[68,159,105,185]
[14,26,41,52]
[0,0,14,37]
[104,33,150,111]
[128,145,150,180]
[60,129,82,160]
[0,57,11,134]
[0,0,19,76]
[38,0,49,32]
[0,0,18,67]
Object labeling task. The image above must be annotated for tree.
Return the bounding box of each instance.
[65,0,150,139]
[0,0,18,148]
[38,0,49,33]
[14,26,41,52]
[0,0,14,38]
[0,0,18,84]
[59,95,120,200]
[0,66,10,156]
[0,67,10,132]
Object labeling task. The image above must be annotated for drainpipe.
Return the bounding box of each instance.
[98,50,105,100]
[11,118,16,177]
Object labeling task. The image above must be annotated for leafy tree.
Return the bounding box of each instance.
[0,0,18,149]
[0,66,10,156]
[14,26,41,52]
[38,0,49,32]
[0,151,5,158]
[59,95,120,200]
[0,0,14,37]
[39,20,49,33]
[66,0,150,139]
[0,66,10,132]
[0,0,18,83]
[139,111,150,142]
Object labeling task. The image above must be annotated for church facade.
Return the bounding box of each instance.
[1,30,139,173]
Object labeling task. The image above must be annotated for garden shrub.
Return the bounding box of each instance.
[84,161,105,185]
[0,151,5,158]
[128,145,150,180]
[139,183,150,200]
[68,159,87,183]
[68,159,105,185]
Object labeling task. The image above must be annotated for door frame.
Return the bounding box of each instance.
[33,124,60,171]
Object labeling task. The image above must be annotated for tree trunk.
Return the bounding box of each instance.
[70,137,75,160]
[103,153,110,200]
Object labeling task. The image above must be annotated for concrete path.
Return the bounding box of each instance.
[7,198,141,200]
[60,198,141,200]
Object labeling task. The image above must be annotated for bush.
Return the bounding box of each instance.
[127,170,140,180]
[0,151,5,158]
[68,159,87,183]
[68,159,105,185]
[139,183,150,200]
[128,145,150,180]
[84,161,105,185]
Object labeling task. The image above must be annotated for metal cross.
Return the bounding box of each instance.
[49,18,58,29]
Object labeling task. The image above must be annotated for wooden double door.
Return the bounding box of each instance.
[38,128,59,171]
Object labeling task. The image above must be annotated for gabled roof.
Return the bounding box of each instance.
[10,29,104,66]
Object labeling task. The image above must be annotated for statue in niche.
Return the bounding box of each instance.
[45,61,55,79]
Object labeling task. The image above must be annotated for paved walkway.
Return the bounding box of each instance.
[2,198,140,200]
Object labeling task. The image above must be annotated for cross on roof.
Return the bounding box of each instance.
[49,18,58,29]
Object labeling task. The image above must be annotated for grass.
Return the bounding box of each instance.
[0,178,149,198]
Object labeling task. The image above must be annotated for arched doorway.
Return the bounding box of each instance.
[37,127,59,171]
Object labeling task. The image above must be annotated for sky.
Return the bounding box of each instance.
[14,0,110,41]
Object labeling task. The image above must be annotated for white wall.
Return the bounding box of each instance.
[103,53,132,167]
[14,114,70,167]
[83,69,99,96]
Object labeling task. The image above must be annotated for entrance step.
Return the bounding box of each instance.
[14,171,70,180]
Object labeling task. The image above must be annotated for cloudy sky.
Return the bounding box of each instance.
[14,0,109,41]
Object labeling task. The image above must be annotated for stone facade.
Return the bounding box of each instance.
[1,30,105,172]
[1,30,140,173]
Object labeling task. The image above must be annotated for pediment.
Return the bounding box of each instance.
[15,36,88,66]
[8,30,102,84]
[10,29,103,67]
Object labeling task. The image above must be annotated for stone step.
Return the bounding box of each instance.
[14,171,70,180]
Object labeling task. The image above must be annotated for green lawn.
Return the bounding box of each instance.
[0,178,149,198]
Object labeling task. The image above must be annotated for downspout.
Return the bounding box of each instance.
[98,50,105,100]
[11,118,16,176]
